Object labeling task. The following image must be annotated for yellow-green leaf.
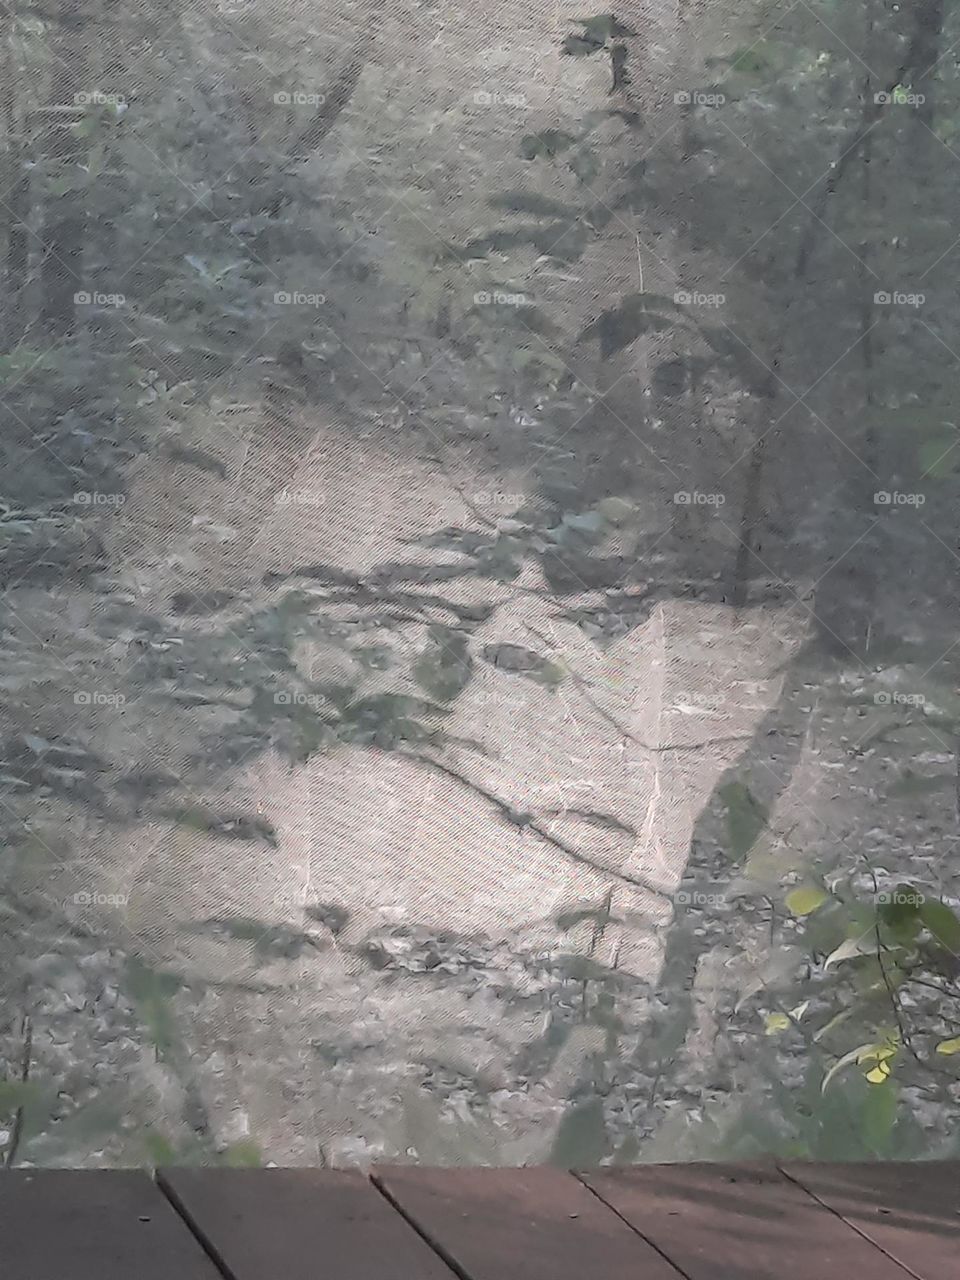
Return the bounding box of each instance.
[935,1037,960,1055]
[866,1060,892,1084]
[822,1038,898,1091]
[785,885,828,917]
[764,1012,791,1035]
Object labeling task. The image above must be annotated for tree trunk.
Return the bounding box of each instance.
[2,9,30,347]
[38,0,87,336]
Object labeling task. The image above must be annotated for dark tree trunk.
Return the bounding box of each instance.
[2,9,31,347]
[38,0,87,336]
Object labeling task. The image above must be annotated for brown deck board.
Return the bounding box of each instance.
[779,1160,960,1280]
[579,1162,919,1280]
[0,1169,221,1280]
[158,1166,460,1280]
[373,1165,685,1280]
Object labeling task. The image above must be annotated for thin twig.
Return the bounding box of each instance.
[4,1012,32,1169]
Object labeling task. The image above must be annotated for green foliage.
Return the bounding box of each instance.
[143,1130,179,1167]
[550,1097,609,1165]
[414,626,473,702]
[718,781,769,862]
[821,1036,899,1091]
[785,884,828,917]
[125,959,183,1057]
[919,898,960,951]
[0,1079,39,1113]
[220,1138,264,1167]
[778,879,960,1102]
[918,436,959,478]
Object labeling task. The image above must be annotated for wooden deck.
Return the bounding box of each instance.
[2,1162,957,1278]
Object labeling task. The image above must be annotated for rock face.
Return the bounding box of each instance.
[2,0,958,1167]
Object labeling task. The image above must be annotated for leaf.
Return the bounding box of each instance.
[824,934,872,967]
[822,1039,898,1092]
[935,1037,960,1055]
[717,780,768,862]
[580,294,675,358]
[764,1012,791,1035]
[813,1007,855,1041]
[785,885,829,917]
[920,899,960,953]
[866,1061,892,1084]
[876,885,924,946]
